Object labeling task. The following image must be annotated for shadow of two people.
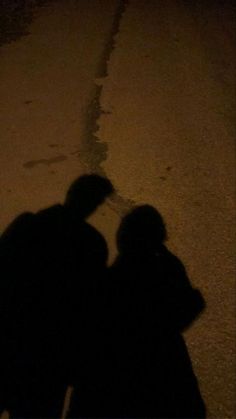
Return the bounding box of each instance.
[0,174,206,418]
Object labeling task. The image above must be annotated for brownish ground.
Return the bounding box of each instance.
[0,1,235,417]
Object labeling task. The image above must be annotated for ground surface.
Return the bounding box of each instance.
[0,1,235,417]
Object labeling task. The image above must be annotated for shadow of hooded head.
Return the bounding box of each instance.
[64,174,114,219]
[117,204,167,255]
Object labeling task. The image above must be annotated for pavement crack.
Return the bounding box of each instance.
[81,0,133,216]
[23,155,67,168]
[81,84,108,173]
[96,0,129,78]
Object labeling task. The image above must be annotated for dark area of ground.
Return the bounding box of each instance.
[0,0,54,46]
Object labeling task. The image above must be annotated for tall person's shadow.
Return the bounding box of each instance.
[0,174,114,418]
[106,205,206,418]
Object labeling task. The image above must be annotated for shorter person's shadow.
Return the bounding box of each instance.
[98,205,207,418]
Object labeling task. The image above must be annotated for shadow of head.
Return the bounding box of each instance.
[117,205,167,254]
[64,174,114,218]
